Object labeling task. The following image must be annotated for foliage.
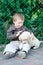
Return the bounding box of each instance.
[0,0,43,44]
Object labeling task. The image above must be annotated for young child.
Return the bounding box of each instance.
[3,12,32,59]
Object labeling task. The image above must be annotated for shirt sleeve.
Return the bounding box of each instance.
[7,24,18,40]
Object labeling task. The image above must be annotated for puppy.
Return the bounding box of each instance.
[19,31,41,49]
[18,31,41,59]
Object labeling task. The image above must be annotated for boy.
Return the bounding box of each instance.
[3,13,32,59]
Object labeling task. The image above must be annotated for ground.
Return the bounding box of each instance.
[0,45,43,65]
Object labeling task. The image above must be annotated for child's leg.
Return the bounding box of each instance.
[3,41,19,58]
[18,43,30,59]
[22,43,30,53]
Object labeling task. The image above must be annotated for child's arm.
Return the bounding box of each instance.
[7,31,22,40]
[7,24,18,40]
[7,32,17,40]
[7,25,22,40]
[16,31,22,37]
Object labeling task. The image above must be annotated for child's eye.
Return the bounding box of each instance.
[13,19,17,21]
[19,22,22,24]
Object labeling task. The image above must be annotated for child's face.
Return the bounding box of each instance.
[13,16,24,28]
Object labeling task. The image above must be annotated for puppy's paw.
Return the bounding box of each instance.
[33,46,39,49]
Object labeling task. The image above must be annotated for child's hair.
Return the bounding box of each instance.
[13,12,24,22]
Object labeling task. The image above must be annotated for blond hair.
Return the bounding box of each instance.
[13,13,24,22]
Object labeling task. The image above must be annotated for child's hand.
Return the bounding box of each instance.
[16,31,22,37]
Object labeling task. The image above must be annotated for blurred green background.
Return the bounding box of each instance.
[0,0,43,44]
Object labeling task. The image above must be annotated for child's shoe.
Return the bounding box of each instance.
[3,51,15,59]
[18,51,27,59]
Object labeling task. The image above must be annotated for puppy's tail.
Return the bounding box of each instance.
[40,41,43,43]
[39,41,43,46]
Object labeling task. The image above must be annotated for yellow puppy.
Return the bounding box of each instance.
[19,31,41,50]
